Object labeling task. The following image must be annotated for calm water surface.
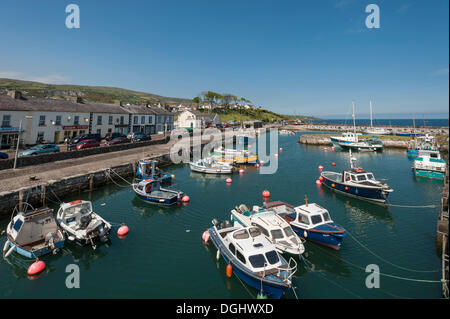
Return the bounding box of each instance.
[0,133,444,298]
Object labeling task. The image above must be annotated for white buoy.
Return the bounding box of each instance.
[5,244,15,258]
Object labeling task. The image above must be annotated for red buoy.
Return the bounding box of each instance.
[315,180,322,185]
[226,264,233,278]
[319,176,324,181]
[202,230,210,243]
[262,190,270,198]
[324,148,328,152]
[226,178,232,184]
[279,147,283,152]
[332,162,336,166]
[117,225,129,237]
[239,169,244,174]
[182,195,190,202]
[345,187,349,191]
[27,260,45,276]
[331,146,335,151]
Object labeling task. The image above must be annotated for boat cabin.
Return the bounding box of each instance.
[57,200,93,228]
[138,159,161,178]
[342,168,376,183]
[267,201,333,229]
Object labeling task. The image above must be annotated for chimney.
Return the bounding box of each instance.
[7,90,22,99]
[114,100,123,106]
[69,96,83,103]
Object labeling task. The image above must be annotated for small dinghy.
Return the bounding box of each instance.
[266,199,347,250]
[3,204,65,259]
[320,150,393,203]
[132,178,184,205]
[231,204,305,256]
[136,159,172,184]
[56,200,112,248]
[190,157,234,174]
[208,219,297,299]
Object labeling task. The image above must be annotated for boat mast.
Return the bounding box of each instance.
[352,101,357,141]
[369,100,373,128]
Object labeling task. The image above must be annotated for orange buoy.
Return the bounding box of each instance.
[117,225,129,237]
[318,165,324,171]
[226,264,233,278]
[239,169,244,174]
[279,147,283,152]
[226,178,232,184]
[262,190,270,198]
[27,260,45,276]
[331,183,335,187]
[315,180,322,185]
[319,176,324,181]
[202,230,210,243]
[182,195,190,202]
[332,162,336,166]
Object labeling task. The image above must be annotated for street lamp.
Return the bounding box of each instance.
[14,115,33,170]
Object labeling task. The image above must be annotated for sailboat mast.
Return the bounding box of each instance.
[352,100,356,134]
[369,100,373,127]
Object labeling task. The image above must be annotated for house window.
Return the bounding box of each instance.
[120,116,124,125]
[108,116,113,125]
[2,115,11,127]
[134,116,138,124]
[55,115,62,126]
[74,116,79,125]
[39,115,46,126]
[148,116,153,124]
[141,116,145,124]
[37,131,44,142]
[97,115,102,125]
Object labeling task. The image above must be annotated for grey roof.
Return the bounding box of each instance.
[186,110,217,120]
[0,95,174,116]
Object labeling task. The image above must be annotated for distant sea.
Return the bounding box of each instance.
[309,119,449,127]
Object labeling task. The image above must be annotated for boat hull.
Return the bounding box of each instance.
[190,164,233,174]
[338,143,383,152]
[413,169,445,180]
[208,227,289,299]
[288,224,346,250]
[135,192,181,205]
[8,240,65,258]
[321,176,390,203]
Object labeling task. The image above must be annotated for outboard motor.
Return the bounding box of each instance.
[79,214,92,230]
[97,223,109,243]
[45,232,58,254]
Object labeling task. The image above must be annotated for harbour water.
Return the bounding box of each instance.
[0,133,444,298]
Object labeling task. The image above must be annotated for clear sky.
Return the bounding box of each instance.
[0,0,448,118]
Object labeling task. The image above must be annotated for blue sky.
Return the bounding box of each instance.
[0,0,448,118]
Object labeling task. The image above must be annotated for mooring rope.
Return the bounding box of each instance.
[105,169,132,188]
[346,230,440,273]
[385,203,438,209]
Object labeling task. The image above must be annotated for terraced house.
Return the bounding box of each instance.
[0,91,174,148]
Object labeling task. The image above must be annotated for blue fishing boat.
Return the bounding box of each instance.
[208,219,297,299]
[3,204,65,259]
[320,150,393,203]
[132,178,184,205]
[136,159,172,184]
[266,200,347,250]
[407,134,440,157]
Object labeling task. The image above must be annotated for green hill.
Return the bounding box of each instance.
[0,78,192,105]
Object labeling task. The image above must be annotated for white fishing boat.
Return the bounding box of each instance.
[230,204,305,256]
[190,157,234,174]
[413,150,446,180]
[279,130,295,136]
[56,200,112,249]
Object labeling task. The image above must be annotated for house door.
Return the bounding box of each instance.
[54,131,60,144]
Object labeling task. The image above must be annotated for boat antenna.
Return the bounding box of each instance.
[304,195,308,207]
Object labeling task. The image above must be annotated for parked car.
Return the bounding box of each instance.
[105,132,127,141]
[18,144,60,157]
[76,139,100,150]
[130,132,151,142]
[0,152,8,159]
[70,133,101,144]
[107,137,131,145]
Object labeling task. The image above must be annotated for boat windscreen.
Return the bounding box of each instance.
[271,229,284,240]
[366,173,375,180]
[13,219,23,232]
[322,212,331,222]
[249,227,261,238]
[311,215,323,225]
[248,254,266,268]
[233,229,250,240]
[265,250,280,265]
[357,175,367,181]
[283,226,295,237]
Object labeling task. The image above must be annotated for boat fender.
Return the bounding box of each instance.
[280,147,283,152]
[3,240,9,253]
[226,264,233,278]
[345,187,349,191]
[331,184,335,187]
[5,243,15,258]
[202,230,210,243]
[304,231,308,238]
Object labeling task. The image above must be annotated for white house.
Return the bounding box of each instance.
[177,110,221,129]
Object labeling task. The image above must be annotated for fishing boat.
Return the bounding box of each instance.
[212,146,258,165]
[136,159,172,184]
[362,101,392,136]
[413,150,446,180]
[132,178,184,205]
[3,203,65,259]
[230,204,305,256]
[279,130,295,136]
[208,219,297,299]
[56,200,112,248]
[407,134,440,157]
[320,150,393,203]
[190,157,234,174]
[266,199,347,250]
